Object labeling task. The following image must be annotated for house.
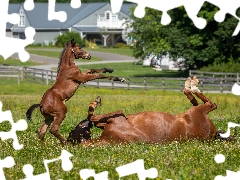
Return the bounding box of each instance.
[7,2,135,46]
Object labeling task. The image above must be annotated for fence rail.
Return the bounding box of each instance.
[0,65,239,93]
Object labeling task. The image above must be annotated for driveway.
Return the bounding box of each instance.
[11,49,137,70]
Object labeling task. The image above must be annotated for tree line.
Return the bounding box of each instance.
[127,2,240,70]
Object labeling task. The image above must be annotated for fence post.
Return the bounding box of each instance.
[21,66,24,80]
[33,68,35,82]
[127,77,130,90]
[46,70,49,85]
[97,79,99,89]
[112,82,114,89]
[220,80,223,93]
[162,77,165,90]
[144,77,146,90]
[17,68,20,85]
[237,73,239,84]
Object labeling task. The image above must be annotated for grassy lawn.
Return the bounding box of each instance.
[0,56,43,66]
[77,62,189,78]
[0,81,239,179]
[26,47,134,57]
[84,47,134,57]
[26,49,102,62]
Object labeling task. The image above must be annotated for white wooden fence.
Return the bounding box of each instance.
[0,65,239,93]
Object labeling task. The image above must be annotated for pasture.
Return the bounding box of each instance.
[0,80,240,179]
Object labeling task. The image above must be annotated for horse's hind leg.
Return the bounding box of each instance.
[49,106,68,144]
[38,116,54,141]
[184,77,198,106]
[193,92,209,103]
[91,110,125,129]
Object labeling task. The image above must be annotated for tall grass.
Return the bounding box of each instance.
[0,84,239,179]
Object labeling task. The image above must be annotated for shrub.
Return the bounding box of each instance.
[55,31,86,47]
[200,62,240,73]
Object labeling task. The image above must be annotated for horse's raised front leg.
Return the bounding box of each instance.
[79,73,126,84]
[83,68,114,74]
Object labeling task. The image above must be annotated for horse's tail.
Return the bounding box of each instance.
[215,130,235,141]
[26,104,40,120]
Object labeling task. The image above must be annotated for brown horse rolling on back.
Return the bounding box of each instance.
[68,76,232,146]
[26,38,125,145]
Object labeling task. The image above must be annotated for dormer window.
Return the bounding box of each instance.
[106,13,110,20]
[19,9,25,27]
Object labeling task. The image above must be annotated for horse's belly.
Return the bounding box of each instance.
[126,111,188,143]
[100,111,188,143]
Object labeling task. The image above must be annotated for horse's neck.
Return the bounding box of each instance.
[60,49,74,70]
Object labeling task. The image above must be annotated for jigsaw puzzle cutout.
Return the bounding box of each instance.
[21,150,73,180]
[79,169,108,180]
[24,0,34,11]
[0,0,240,179]
[0,156,15,180]
[0,101,28,150]
[48,0,81,23]
[219,122,240,138]
[0,0,35,62]
[116,159,158,180]
[110,0,240,36]
[214,154,240,179]
[232,83,240,95]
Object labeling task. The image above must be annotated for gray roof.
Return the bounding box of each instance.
[7,4,20,29]
[73,26,101,33]
[7,3,133,30]
[120,3,136,17]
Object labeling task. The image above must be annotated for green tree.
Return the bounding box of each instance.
[55,31,86,47]
[128,2,240,69]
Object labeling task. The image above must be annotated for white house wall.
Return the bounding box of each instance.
[33,30,62,45]
[74,4,130,28]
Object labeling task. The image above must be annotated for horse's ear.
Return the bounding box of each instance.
[71,38,76,47]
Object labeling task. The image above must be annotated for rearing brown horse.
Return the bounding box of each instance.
[67,76,232,146]
[26,38,125,144]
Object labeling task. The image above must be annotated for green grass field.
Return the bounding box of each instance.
[0,56,43,66]
[26,47,134,57]
[0,80,240,180]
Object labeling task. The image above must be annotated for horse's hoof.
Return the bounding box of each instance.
[102,68,114,73]
[120,78,126,82]
[95,96,102,106]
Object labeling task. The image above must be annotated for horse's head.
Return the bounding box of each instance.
[67,119,93,145]
[68,38,91,60]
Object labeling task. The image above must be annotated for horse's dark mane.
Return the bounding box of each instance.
[57,44,69,74]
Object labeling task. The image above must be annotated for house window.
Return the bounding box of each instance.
[19,10,25,27]
[106,13,110,20]
[99,14,104,21]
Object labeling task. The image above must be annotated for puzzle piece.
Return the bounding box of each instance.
[79,169,108,180]
[48,0,81,23]
[110,0,240,35]
[214,154,240,180]
[219,122,240,138]
[232,83,240,95]
[0,101,28,150]
[0,0,35,62]
[21,150,73,180]
[48,0,67,22]
[24,0,34,11]
[0,156,15,180]
[110,0,206,28]
[115,159,158,180]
